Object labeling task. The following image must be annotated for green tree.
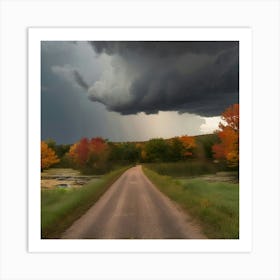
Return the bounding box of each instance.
[169,137,185,161]
[145,138,170,162]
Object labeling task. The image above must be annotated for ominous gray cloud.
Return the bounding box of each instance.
[89,41,236,56]
[42,41,238,144]
[51,65,89,90]
[86,41,239,116]
[41,41,109,144]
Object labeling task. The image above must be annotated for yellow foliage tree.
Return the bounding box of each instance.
[179,135,196,157]
[41,141,60,171]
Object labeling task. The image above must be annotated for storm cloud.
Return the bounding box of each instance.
[86,41,239,116]
[44,41,239,143]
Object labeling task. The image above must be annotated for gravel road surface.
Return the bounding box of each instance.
[61,165,206,239]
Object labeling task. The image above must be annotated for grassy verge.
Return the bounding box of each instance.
[143,161,228,177]
[41,166,130,238]
[143,167,239,239]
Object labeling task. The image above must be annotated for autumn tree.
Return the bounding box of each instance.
[166,136,194,161]
[68,137,110,174]
[179,135,196,157]
[77,138,91,167]
[87,137,110,173]
[44,138,71,167]
[41,141,60,171]
[212,104,239,167]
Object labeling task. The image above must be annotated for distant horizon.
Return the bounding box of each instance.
[42,131,218,146]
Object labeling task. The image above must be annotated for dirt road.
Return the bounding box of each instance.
[62,165,206,239]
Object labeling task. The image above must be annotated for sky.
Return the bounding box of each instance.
[41,41,239,144]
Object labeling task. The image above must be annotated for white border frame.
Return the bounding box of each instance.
[28,27,252,253]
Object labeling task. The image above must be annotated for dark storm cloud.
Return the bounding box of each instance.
[86,41,239,117]
[41,41,109,144]
[89,41,236,56]
[42,41,228,144]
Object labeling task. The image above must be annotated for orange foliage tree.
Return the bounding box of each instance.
[41,141,60,171]
[68,137,109,173]
[212,104,239,167]
[179,135,196,157]
[69,138,89,167]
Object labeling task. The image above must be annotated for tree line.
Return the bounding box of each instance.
[41,104,239,174]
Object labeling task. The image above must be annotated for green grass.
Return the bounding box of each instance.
[41,166,130,238]
[143,167,239,239]
[144,160,225,177]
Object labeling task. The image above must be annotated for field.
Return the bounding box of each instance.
[144,160,226,177]
[143,166,239,239]
[41,166,130,238]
